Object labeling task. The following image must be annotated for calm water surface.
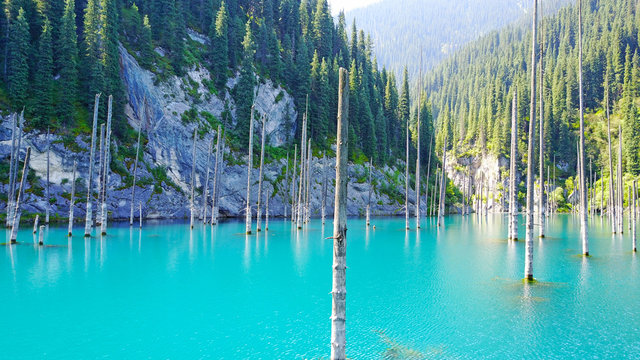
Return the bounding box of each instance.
[2,215,639,359]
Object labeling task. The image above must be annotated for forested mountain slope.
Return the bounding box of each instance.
[346,0,571,78]
[426,0,640,179]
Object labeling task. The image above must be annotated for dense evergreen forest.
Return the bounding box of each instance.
[425,0,640,180]
[0,0,435,168]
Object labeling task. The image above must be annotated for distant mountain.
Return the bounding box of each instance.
[344,0,571,78]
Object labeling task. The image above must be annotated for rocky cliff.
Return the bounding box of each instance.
[0,45,430,222]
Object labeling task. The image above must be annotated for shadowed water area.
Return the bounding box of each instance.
[2,214,639,358]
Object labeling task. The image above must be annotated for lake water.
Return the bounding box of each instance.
[2,215,639,359]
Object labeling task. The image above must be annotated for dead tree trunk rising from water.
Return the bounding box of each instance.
[524,0,537,280]
[9,111,24,228]
[605,84,616,231]
[265,189,270,231]
[84,94,101,237]
[366,160,372,226]
[211,125,222,225]
[257,115,267,232]
[425,135,433,218]
[416,58,422,228]
[6,113,17,227]
[201,139,212,223]
[97,124,105,225]
[101,95,113,236]
[10,147,31,243]
[284,152,289,219]
[633,180,637,252]
[190,127,198,230]
[437,136,447,227]
[130,127,142,226]
[405,107,410,230]
[305,139,312,223]
[538,0,546,238]
[291,144,297,223]
[509,89,519,240]
[618,126,624,234]
[46,127,50,224]
[322,151,328,225]
[330,67,349,360]
[297,113,308,229]
[245,107,255,235]
[68,161,77,236]
[577,0,589,255]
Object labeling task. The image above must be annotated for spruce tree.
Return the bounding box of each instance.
[83,0,105,104]
[7,7,29,110]
[210,0,229,89]
[33,17,54,129]
[57,0,79,125]
[235,19,256,149]
[140,15,153,68]
[103,0,126,137]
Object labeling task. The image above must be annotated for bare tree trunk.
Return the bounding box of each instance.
[284,152,289,219]
[97,124,105,226]
[202,139,213,223]
[538,0,546,237]
[425,135,433,218]
[265,189,270,231]
[330,67,349,360]
[416,60,422,228]
[245,107,255,235]
[509,90,519,240]
[68,161,77,236]
[10,112,24,227]
[291,144,298,223]
[405,108,410,230]
[211,126,222,225]
[431,167,439,217]
[84,94,101,237]
[322,151,328,225]
[633,180,637,252]
[618,126,624,233]
[257,115,266,232]
[525,0,538,280]
[305,139,312,223]
[101,96,113,236]
[10,147,31,243]
[6,113,17,227]
[139,202,143,229]
[130,128,142,226]
[38,225,44,245]
[437,136,447,227]
[46,127,50,224]
[577,0,589,255]
[366,160,372,226]
[190,127,198,230]
[605,85,616,231]
[33,215,39,234]
[297,114,308,229]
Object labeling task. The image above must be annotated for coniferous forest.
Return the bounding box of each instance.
[0,0,433,168]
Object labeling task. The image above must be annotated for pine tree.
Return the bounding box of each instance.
[235,19,256,149]
[140,15,153,68]
[33,17,54,129]
[83,0,105,104]
[210,0,229,89]
[7,7,29,110]
[57,0,78,125]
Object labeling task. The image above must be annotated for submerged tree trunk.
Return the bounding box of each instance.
[330,67,349,360]
[605,85,616,232]
[425,135,433,218]
[84,94,101,237]
[305,140,312,223]
[6,113,17,228]
[509,90,519,240]
[245,107,255,235]
[33,215,39,234]
[437,136,447,227]
[211,126,222,225]
[366,160,372,226]
[190,127,198,230]
[68,161,77,236]
[10,147,31,243]
[101,96,113,236]
[265,189,270,231]
[97,124,105,226]
[405,108,410,230]
[297,114,308,230]
[130,128,142,226]
[284,152,289,220]
[618,126,624,234]
[538,2,546,237]
[201,139,213,223]
[577,0,589,255]
[291,144,298,223]
[257,115,267,232]
[525,0,537,280]
[633,180,637,252]
[46,127,50,224]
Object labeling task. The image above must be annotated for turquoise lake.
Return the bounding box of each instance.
[2,215,640,359]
